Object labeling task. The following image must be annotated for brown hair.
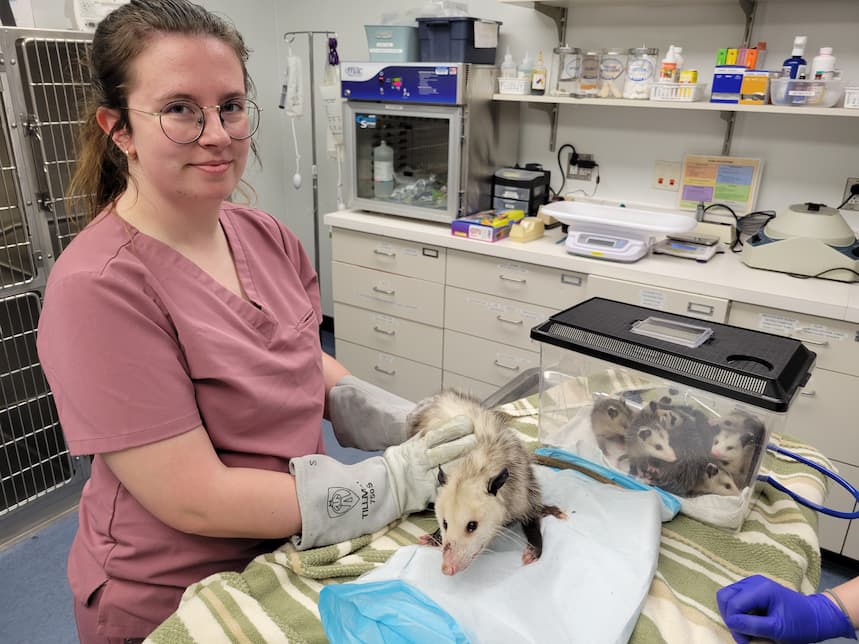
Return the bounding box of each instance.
[68,0,257,225]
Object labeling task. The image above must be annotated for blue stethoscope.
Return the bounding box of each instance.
[762,444,859,519]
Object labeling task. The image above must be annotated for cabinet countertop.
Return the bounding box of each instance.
[325,209,858,323]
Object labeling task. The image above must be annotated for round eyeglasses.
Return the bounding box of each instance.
[122,98,261,144]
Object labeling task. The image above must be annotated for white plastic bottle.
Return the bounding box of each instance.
[518,51,533,81]
[500,47,517,79]
[658,45,678,83]
[373,140,394,199]
[811,47,836,80]
[673,46,685,77]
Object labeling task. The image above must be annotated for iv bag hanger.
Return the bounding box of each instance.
[282,30,336,278]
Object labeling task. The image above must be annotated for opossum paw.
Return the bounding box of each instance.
[541,504,568,521]
[522,545,539,565]
[419,533,441,547]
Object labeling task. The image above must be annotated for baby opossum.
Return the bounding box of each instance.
[590,397,633,453]
[710,411,766,489]
[623,401,678,481]
[691,462,740,496]
[406,389,566,576]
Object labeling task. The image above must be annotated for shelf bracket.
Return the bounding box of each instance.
[720,111,736,156]
[535,4,567,45]
[530,102,559,152]
[738,0,758,45]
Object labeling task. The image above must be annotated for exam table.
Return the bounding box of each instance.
[144,371,829,644]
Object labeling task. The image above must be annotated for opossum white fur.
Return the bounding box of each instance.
[710,411,766,488]
[407,389,566,576]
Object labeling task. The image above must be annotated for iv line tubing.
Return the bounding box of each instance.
[283,30,335,278]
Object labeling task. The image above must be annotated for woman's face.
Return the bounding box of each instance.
[119,33,251,208]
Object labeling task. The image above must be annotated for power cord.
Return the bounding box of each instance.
[555,143,577,197]
[701,203,775,252]
[837,183,859,209]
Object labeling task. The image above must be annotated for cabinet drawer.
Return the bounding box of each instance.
[332,262,444,326]
[333,303,443,367]
[587,274,729,322]
[446,249,588,309]
[784,367,859,466]
[331,228,445,282]
[819,461,858,556]
[443,329,540,387]
[334,340,441,402]
[445,287,554,353]
[442,371,499,403]
[729,302,859,377]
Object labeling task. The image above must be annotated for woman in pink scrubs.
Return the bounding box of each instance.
[36,2,474,642]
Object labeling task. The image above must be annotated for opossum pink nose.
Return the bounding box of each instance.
[442,563,457,575]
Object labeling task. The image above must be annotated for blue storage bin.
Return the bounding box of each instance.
[365,25,420,62]
[416,17,501,64]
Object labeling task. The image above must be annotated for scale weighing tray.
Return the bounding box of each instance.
[541,200,697,262]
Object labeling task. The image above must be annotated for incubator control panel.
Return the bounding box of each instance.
[341,62,466,105]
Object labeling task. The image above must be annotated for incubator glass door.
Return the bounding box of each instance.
[346,101,462,223]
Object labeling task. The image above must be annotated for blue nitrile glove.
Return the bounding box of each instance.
[717,574,857,644]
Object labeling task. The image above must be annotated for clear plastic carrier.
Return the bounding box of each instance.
[530,297,816,529]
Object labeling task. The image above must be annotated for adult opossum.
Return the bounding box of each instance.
[407,389,567,576]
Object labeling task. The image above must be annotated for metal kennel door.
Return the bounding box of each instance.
[0,27,92,542]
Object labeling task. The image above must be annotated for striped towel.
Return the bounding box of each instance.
[146,400,829,644]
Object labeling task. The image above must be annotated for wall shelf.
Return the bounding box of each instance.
[493,93,859,118]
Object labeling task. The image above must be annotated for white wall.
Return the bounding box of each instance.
[29,0,859,316]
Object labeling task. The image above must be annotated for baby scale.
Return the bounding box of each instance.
[541,200,697,262]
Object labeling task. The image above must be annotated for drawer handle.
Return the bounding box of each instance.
[373,326,396,336]
[499,274,527,284]
[373,248,396,257]
[373,365,396,376]
[800,389,817,397]
[791,330,830,347]
[496,314,524,326]
[372,285,396,296]
[493,359,521,372]
[561,274,582,287]
[687,302,714,317]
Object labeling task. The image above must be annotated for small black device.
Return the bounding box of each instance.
[492,167,550,216]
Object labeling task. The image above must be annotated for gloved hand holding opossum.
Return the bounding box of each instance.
[290,377,478,550]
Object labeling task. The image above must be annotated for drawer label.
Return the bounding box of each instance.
[639,290,666,309]
[497,262,527,274]
[757,313,797,335]
[757,314,847,342]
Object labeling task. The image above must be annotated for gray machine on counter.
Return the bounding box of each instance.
[742,202,859,282]
[341,62,517,223]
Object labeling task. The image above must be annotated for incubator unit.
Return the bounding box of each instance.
[341,62,517,223]
[530,298,815,529]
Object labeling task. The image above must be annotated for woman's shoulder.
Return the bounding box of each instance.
[47,213,148,288]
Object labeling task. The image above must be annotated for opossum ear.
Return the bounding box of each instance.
[487,468,509,496]
[437,466,447,486]
[705,462,719,478]
[740,432,757,448]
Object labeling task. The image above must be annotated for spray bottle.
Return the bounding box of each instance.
[782,36,808,79]
[500,47,517,79]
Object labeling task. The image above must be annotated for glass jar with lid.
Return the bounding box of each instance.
[577,50,600,97]
[599,48,627,98]
[624,46,660,99]
[550,45,582,96]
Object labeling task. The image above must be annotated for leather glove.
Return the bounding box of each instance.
[717,574,857,644]
[328,375,415,450]
[290,414,475,550]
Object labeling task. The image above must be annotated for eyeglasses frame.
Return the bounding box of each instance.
[120,98,262,144]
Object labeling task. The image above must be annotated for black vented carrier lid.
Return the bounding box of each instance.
[530,297,816,412]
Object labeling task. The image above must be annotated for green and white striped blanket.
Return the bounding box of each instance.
[146,388,830,644]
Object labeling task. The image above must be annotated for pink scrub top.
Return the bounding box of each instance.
[37,204,325,638]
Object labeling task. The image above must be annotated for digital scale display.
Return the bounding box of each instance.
[583,235,627,249]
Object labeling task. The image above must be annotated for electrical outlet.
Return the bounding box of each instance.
[842,177,859,212]
[567,152,594,181]
[653,160,682,191]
